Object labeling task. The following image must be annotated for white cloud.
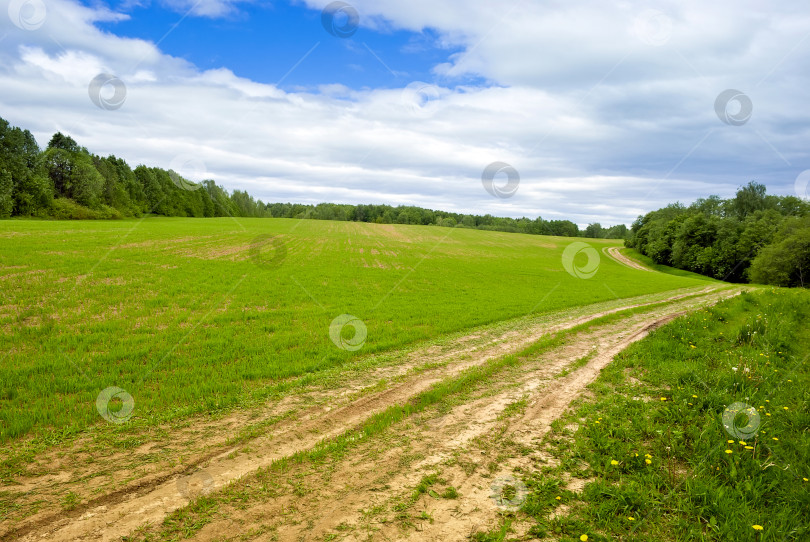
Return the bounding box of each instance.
[1,0,809,226]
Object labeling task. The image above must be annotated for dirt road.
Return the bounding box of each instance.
[603,246,650,271]
[2,285,740,541]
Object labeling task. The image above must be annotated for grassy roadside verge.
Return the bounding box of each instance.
[505,288,809,541]
[622,248,721,282]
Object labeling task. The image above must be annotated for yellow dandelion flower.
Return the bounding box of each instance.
[688,402,693,405]
[739,441,746,445]
[660,397,667,401]
[645,454,652,458]
[580,536,589,542]
[628,516,635,521]
[611,460,619,466]
[783,407,789,410]
[727,440,734,444]
[766,413,771,417]
[725,449,733,454]
[745,446,753,450]
[772,437,779,441]
[555,496,561,500]
[692,395,698,398]
[752,525,763,531]
[645,458,652,464]
[803,478,808,482]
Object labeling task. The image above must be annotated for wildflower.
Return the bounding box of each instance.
[783,407,789,410]
[766,413,771,417]
[688,402,693,406]
[645,454,652,458]
[690,345,696,349]
[803,478,808,482]
[555,496,561,500]
[580,536,588,542]
[772,437,779,441]
[739,441,746,445]
[645,459,652,465]
[692,395,698,398]
[753,525,763,531]
[745,446,753,450]
[727,440,734,444]
[725,450,733,454]
[660,397,667,401]
[611,460,619,466]
[628,516,635,521]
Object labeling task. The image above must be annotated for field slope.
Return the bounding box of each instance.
[1,218,706,442]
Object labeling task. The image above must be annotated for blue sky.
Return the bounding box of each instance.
[90,1,468,91]
[1,0,809,225]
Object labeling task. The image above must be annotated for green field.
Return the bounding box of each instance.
[0,218,708,442]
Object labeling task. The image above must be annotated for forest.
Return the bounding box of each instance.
[626,182,810,287]
[0,116,626,238]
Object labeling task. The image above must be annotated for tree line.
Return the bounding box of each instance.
[626,182,810,287]
[0,116,628,238]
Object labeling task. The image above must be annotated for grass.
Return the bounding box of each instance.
[623,247,721,282]
[0,218,709,443]
[515,288,810,541]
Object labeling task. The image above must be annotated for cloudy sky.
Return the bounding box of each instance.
[1,0,809,226]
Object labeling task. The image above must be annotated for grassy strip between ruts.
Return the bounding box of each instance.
[482,288,810,542]
[120,287,732,540]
